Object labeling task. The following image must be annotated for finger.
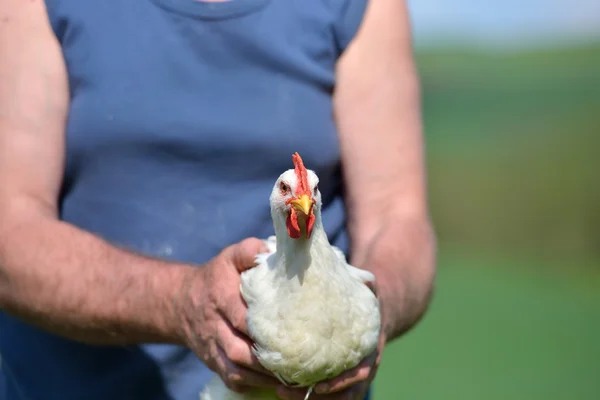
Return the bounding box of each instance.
[276,386,306,400]
[216,318,272,375]
[364,280,378,298]
[216,345,280,389]
[277,385,367,400]
[212,345,251,393]
[229,237,269,272]
[314,352,376,394]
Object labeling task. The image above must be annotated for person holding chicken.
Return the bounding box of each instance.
[0,0,436,399]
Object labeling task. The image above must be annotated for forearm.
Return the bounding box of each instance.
[0,216,194,346]
[351,216,436,342]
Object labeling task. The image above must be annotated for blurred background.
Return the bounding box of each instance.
[373,1,600,399]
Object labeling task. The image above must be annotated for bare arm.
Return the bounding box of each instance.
[277,4,435,395]
[335,0,436,342]
[0,5,280,390]
[0,0,195,345]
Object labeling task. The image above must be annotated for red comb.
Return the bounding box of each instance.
[292,152,310,197]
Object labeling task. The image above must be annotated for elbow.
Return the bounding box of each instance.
[412,219,438,321]
[0,229,38,314]
[410,255,436,333]
[0,225,17,310]
[0,218,38,310]
[0,247,12,310]
[388,218,437,340]
[0,217,17,309]
[0,200,58,310]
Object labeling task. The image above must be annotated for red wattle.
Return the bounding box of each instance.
[306,213,316,239]
[286,209,301,239]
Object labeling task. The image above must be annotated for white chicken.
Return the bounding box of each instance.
[200,153,381,400]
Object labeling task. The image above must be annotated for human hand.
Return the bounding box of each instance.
[176,238,280,393]
[276,281,386,400]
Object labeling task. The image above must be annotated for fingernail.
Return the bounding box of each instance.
[315,383,329,394]
[276,386,288,399]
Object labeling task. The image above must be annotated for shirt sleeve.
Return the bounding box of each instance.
[331,0,369,55]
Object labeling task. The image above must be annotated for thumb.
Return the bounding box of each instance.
[229,237,268,273]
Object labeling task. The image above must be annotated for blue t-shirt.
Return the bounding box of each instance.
[0,1,369,398]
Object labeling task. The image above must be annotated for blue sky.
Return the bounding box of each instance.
[408,0,600,48]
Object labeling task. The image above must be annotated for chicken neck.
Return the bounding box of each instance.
[272,210,330,281]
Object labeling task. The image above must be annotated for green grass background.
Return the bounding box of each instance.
[373,43,600,399]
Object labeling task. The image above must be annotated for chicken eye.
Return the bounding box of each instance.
[280,182,290,195]
[313,184,318,195]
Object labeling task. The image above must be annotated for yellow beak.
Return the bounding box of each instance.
[290,194,313,216]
